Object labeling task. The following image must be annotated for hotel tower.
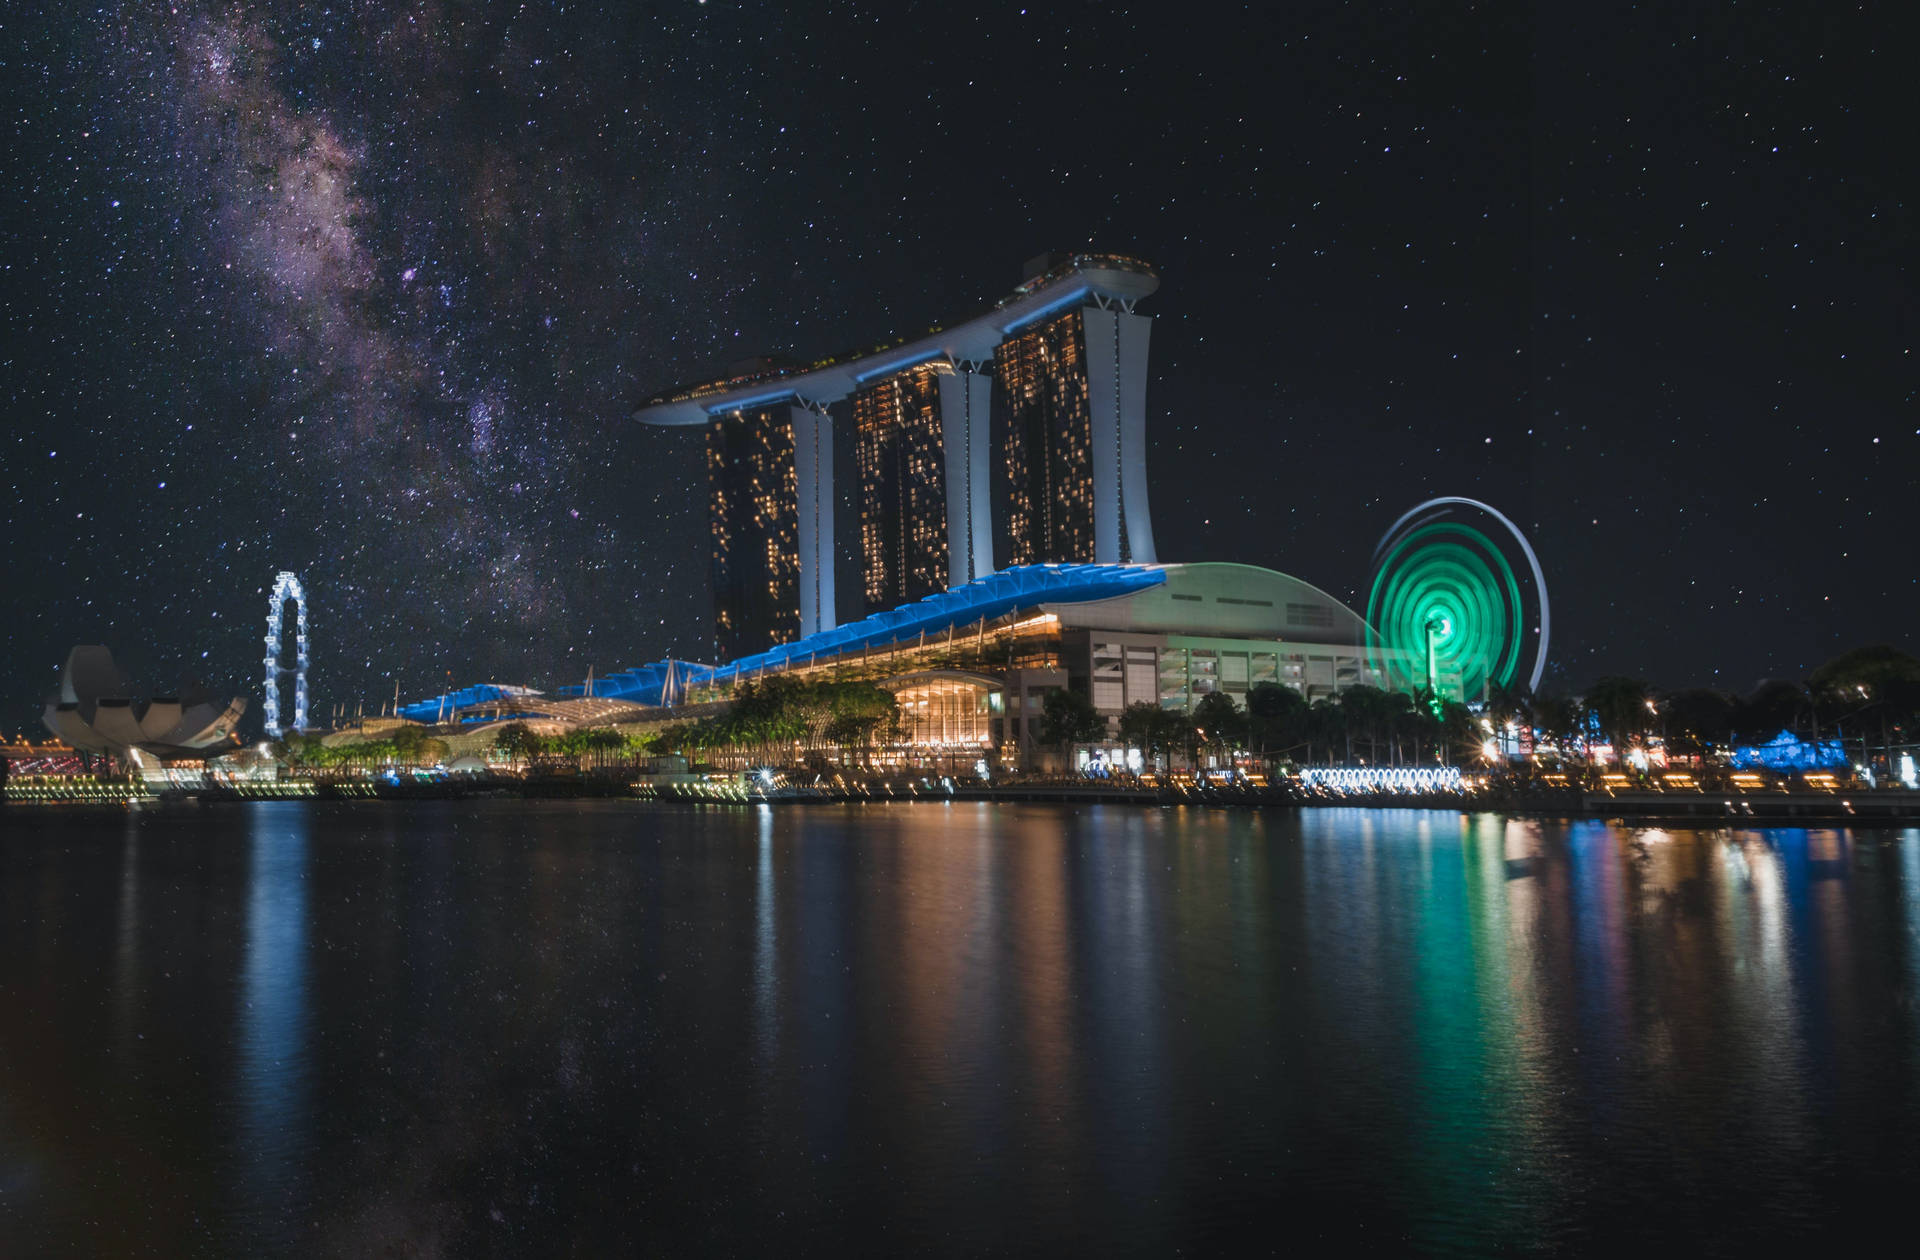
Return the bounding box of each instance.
[636,254,1158,658]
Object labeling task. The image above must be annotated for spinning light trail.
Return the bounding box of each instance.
[1365,498,1549,703]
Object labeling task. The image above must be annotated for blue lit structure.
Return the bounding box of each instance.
[396,683,542,724]
[1729,730,1848,771]
[556,660,711,710]
[556,563,1169,706]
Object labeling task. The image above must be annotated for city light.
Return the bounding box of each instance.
[1299,766,1465,793]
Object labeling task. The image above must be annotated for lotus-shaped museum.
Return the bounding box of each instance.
[42,645,247,758]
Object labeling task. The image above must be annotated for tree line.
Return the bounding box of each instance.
[1034,642,1918,771]
[276,722,653,771]
[1488,644,1920,765]
[281,643,1915,776]
[641,677,902,767]
[1038,682,1480,767]
[275,726,455,770]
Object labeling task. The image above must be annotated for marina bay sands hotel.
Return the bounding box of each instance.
[637,253,1162,659]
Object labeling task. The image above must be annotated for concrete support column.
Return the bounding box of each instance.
[938,364,995,587]
[1082,305,1157,565]
[791,402,837,636]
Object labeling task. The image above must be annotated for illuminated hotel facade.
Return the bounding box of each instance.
[998,292,1157,567]
[853,364,949,613]
[848,354,997,613]
[704,402,835,661]
[636,254,1158,657]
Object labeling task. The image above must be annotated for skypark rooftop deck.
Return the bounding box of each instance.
[633,253,1157,425]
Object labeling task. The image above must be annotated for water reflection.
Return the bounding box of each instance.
[1906,830,1920,1070]
[113,813,141,1048]
[753,804,778,1073]
[5,806,1920,1254]
[1008,812,1075,1192]
[235,802,311,1240]
[1078,808,1171,1219]
[792,810,853,1168]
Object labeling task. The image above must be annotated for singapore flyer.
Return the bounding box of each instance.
[262,569,310,738]
[1364,498,1549,703]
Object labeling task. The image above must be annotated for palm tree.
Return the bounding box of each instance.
[1192,691,1245,760]
[1246,682,1309,767]
[1809,645,1920,775]
[1307,698,1344,765]
[1484,679,1533,746]
[1583,677,1651,763]
[1038,687,1106,764]
[1339,686,1395,764]
[1660,688,1734,761]
[1118,702,1161,768]
[1383,689,1421,765]
[1735,680,1811,744]
[1531,695,1583,762]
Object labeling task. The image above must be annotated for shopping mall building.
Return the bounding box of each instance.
[552,561,1402,771]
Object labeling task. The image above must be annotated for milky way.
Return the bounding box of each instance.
[163,8,590,643]
[7,2,731,716]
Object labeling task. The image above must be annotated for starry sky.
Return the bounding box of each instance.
[2,1,1911,729]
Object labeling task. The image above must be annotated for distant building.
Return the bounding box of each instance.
[636,254,1156,656]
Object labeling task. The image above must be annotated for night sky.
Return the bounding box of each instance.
[2,2,1910,729]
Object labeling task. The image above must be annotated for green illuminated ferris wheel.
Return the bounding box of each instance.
[1365,498,1550,703]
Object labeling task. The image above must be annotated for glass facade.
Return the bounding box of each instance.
[853,364,950,614]
[887,674,999,749]
[1134,638,1381,714]
[998,308,1095,565]
[706,405,800,660]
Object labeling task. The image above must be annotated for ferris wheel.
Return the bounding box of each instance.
[262,570,310,737]
[1365,498,1549,703]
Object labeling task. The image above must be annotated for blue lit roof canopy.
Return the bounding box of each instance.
[396,683,542,724]
[555,562,1379,707]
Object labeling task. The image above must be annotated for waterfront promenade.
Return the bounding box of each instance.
[6,771,1918,823]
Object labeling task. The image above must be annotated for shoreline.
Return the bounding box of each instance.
[7,778,1918,826]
